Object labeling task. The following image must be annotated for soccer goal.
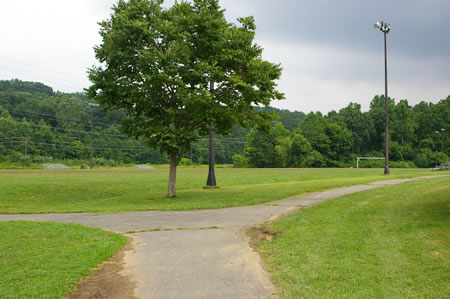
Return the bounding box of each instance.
[356,157,385,168]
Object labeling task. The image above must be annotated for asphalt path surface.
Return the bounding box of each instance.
[1,175,447,298]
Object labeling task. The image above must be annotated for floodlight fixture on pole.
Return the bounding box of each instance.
[88,103,100,169]
[374,21,390,33]
[374,20,391,175]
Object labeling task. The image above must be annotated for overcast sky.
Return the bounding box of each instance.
[0,0,449,114]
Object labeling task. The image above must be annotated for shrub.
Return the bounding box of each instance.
[325,159,344,168]
[430,152,448,167]
[413,149,447,168]
[179,158,192,166]
[93,157,120,167]
[233,154,250,168]
[304,151,325,168]
[30,155,55,163]
[358,159,385,168]
[390,160,416,168]
[8,152,32,166]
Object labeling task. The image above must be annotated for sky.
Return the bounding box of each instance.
[0,0,449,114]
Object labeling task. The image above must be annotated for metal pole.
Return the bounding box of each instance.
[384,31,390,175]
[24,136,27,156]
[88,103,99,169]
[206,81,217,187]
[90,113,94,169]
[206,123,217,186]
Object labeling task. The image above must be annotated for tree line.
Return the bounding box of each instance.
[0,79,249,166]
[240,95,448,168]
[0,79,448,168]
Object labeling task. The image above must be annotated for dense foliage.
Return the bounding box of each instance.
[87,0,283,196]
[241,96,448,168]
[0,79,247,166]
[0,79,448,168]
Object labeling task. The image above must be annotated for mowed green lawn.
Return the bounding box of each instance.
[0,168,444,213]
[0,221,125,298]
[258,176,450,298]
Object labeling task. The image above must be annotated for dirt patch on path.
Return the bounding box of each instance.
[65,240,136,299]
[246,225,277,248]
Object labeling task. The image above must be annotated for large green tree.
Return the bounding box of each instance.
[367,95,395,152]
[336,102,369,154]
[391,99,416,145]
[87,0,283,197]
[245,128,278,168]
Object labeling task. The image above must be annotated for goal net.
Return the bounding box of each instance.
[356,157,385,168]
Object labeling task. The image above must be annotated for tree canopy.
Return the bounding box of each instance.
[87,0,283,196]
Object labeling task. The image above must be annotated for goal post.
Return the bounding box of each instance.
[357,157,385,168]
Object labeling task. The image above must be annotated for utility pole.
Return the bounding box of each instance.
[375,21,391,175]
[206,81,217,187]
[24,136,27,156]
[383,30,389,175]
[206,123,217,186]
[90,119,94,169]
[88,103,99,169]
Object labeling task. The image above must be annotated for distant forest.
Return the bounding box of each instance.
[0,79,448,168]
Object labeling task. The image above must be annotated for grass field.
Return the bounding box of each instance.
[0,168,444,213]
[257,176,450,298]
[0,221,126,298]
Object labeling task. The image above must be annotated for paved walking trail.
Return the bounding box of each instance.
[0,175,447,298]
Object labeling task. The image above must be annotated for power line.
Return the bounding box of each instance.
[1,137,246,152]
[7,109,248,138]
[10,108,118,129]
[0,57,84,81]
[0,141,23,145]
[0,122,247,142]
[0,66,84,91]
[0,135,148,149]
[0,123,127,138]
[0,139,157,152]
[0,137,24,140]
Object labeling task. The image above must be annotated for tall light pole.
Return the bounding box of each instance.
[374,21,391,175]
[206,81,217,187]
[88,103,99,169]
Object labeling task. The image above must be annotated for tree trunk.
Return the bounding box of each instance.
[168,153,177,197]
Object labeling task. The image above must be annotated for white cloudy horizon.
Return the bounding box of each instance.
[0,0,449,114]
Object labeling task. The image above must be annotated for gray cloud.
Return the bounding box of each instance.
[221,0,450,58]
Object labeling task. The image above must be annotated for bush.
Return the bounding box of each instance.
[358,159,385,168]
[233,154,250,168]
[325,159,344,168]
[93,157,120,167]
[179,158,192,166]
[430,152,448,167]
[8,152,32,166]
[413,149,447,168]
[390,160,416,168]
[304,151,325,168]
[65,158,120,167]
[30,155,55,163]
[390,142,404,161]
